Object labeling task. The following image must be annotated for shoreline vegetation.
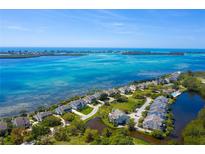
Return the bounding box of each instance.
[0,51,88,59]
[180,72,205,145]
[1,50,205,59]
[0,71,204,145]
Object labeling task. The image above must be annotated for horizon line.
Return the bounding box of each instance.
[0,46,205,50]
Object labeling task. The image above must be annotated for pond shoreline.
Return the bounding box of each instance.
[169,92,205,143]
[86,91,205,145]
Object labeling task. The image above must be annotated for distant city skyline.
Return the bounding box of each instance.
[0,10,205,48]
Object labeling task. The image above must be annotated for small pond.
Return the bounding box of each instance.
[170,92,205,140]
[86,92,205,144]
[86,117,107,134]
[86,117,161,144]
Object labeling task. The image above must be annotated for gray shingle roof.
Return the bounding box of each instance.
[0,121,7,131]
[83,93,100,103]
[70,99,86,110]
[34,111,52,121]
[143,96,168,130]
[143,114,164,130]
[55,104,72,115]
[108,109,129,125]
[109,109,126,119]
[13,117,30,128]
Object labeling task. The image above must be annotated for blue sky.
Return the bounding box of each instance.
[0,10,205,48]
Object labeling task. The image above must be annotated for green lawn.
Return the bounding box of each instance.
[96,97,145,127]
[111,97,145,113]
[194,72,205,78]
[62,112,80,122]
[53,133,149,145]
[133,89,163,99]
[97,105,115,128]
[133,138,149,145]
[79,106,93,115]
[53,135,87,145]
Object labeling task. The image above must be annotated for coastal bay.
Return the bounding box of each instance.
[0,67,204,145]
[0,48,205,117]
[1,9,205,146]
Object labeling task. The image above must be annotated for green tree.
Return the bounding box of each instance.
[151,130,164,139]
[142,111,148,117]
[0,137,4,145]
[172,83,179,90]
[108,128,134,145]
[117,95,128,103]
[62,113,75,122]
[67,125,78,136]
[42,116,62,127]
[83,128,99,143]
[49,104,58,111]
[69,119,85,135]
[100,137,110,145]
[145,106,150,111]
[110,132,134,145]
[31,124,50,139]
[11,128,25,144]
[36,136,54,145]
[23,131,33,143]
[36,106,46,113]
[182,108,205,144]
[128,119,135,131]
[102,128,112,137]
[54,127,70,142]
[165,126,174,136]
[187,70,194,76]
[182,76,201,92]
[92,99,99,105]
[99,93,108,101]
[1,135,13,145]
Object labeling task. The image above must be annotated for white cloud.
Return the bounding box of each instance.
[7,25,30,31]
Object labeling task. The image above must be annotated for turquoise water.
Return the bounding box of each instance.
[0,48,205,117]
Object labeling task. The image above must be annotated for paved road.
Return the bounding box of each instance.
[53,114,68,127]
[135,97,152,120]
[50,127,55,135]
[72,109,85,117]
[129,97,152,133]
[97,100,105,105]
[199,78,205,84]
[81,98,118,120]
[71,103,103,121]
[108,97,115,103]
[120,93,132,97]
[81,104,102,120]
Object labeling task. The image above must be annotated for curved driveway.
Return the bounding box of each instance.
[81,104,102,120]
[129,97,152,133]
